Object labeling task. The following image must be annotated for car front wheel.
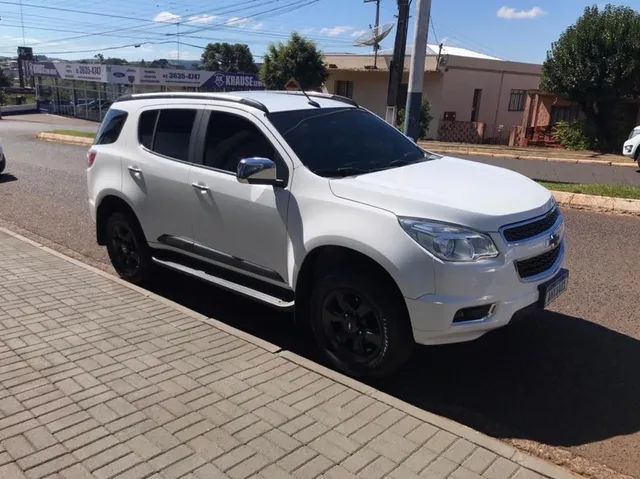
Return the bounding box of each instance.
[105,211,152,284]
[309,268,414,378]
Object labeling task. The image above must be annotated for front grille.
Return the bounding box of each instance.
[515,244,562,279]
[503,208,559,242]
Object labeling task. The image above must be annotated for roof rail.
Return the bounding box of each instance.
[113,93,269,113]
[282,90,359,108]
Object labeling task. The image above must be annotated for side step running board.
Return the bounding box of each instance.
[152,257,295,310]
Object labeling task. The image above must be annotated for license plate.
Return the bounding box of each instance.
[539,269,569,308]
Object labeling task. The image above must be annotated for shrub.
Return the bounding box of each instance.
[397,99,433,139]
[553,121,591,150]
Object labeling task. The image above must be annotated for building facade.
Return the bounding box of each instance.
[324,45,542,143]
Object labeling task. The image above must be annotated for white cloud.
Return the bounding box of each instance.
[350,30,367,38]
[153,11,181,23]
[252,22,264,31]
[497,6,546,20]
[319,25,353,37]
[226,17,252,27]
[188,14,217,24]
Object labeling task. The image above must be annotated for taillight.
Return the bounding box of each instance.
[87,150,97,168]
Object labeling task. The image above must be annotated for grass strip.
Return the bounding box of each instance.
[49,129,96,139]
[539,181,640,200]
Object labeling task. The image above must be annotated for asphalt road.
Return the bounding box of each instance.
[1,117,640,478]
[462,154,640,186]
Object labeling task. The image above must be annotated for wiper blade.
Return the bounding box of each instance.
[315,166,370,178]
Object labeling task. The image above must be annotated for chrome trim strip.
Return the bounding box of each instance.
[157,234,286,284]
[500,207,562,245]
[152,258,294,309]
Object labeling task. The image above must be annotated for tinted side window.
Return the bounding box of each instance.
[95,108,127,145]
[203,112,276,174]
[152,109,197,162]
[138,110,158,149]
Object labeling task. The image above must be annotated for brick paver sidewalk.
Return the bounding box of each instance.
[0,229,579,479]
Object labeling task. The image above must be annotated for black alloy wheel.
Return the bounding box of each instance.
[321,288,385,366]
[105,212,151,283]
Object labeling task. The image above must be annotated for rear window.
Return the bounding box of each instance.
[95,108,127,145]
[138,109,197,162]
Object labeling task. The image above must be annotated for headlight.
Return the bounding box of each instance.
[398,218,499,262]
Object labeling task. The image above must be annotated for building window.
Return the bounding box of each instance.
[508,89,527,111]
[550,105,580,125]
[470,89,482,122]
[335,80,354,99]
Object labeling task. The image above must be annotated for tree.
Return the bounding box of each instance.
[104,57,128,65]
[541,5,640,151]
[397,100,433,139]
[260,33,328,90]
[201,43,258,73]
[0,69,10,120]
[0,69,11,88]
[94,53,105,63]
[150,59,170,68]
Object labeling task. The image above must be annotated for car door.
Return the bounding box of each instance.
[121,106,200,247]
[189,107,292,284]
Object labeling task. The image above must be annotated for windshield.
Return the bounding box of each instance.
[268,108,439,177]
[629,128,640,140]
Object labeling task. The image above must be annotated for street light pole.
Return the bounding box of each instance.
[404,0,431,140]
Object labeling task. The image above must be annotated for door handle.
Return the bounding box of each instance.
[128,166,143,176]
[191,182,210,192]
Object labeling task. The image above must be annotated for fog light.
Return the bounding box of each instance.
[453,304,496,323]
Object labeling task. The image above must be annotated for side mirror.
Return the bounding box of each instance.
[236,157,282,186]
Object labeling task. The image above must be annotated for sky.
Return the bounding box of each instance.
[0,0,636,64]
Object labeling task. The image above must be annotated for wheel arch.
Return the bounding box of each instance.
[293,244,409,328]
[95,193,141,245]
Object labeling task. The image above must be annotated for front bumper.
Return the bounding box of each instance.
[405,224,566,346]
[622,142,636,157]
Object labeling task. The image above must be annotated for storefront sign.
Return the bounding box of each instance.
[31,62,264,91]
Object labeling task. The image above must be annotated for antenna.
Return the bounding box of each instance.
[285,78,320,108]
[353,23,394,69]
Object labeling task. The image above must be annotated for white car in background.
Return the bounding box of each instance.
[0,142,5,173]
[622,126,640,166]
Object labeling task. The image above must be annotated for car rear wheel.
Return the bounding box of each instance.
[105,211,152,284]
[309,268,414,378]
[0,154,5,173]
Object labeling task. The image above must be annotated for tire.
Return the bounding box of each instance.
[105,211,152,284]
[309,268,415,378]
[634,148,640,168]
[0,154,5,174]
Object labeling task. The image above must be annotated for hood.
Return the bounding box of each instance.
[329,156,553,232]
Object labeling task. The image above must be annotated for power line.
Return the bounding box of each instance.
[430,16,438,44]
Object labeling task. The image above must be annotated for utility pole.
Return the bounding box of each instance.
[404,0,431,140]
[385,0,410,126]
[364,0,381,68]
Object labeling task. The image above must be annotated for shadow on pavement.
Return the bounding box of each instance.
[145,268,640,449]
[0,173,17,184]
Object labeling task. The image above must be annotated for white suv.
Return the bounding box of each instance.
[87,91,568,377]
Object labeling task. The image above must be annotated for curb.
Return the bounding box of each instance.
[0,224,584,479]
[552,191,640,216]
[423,146,637,169]
[36,132,94,146]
